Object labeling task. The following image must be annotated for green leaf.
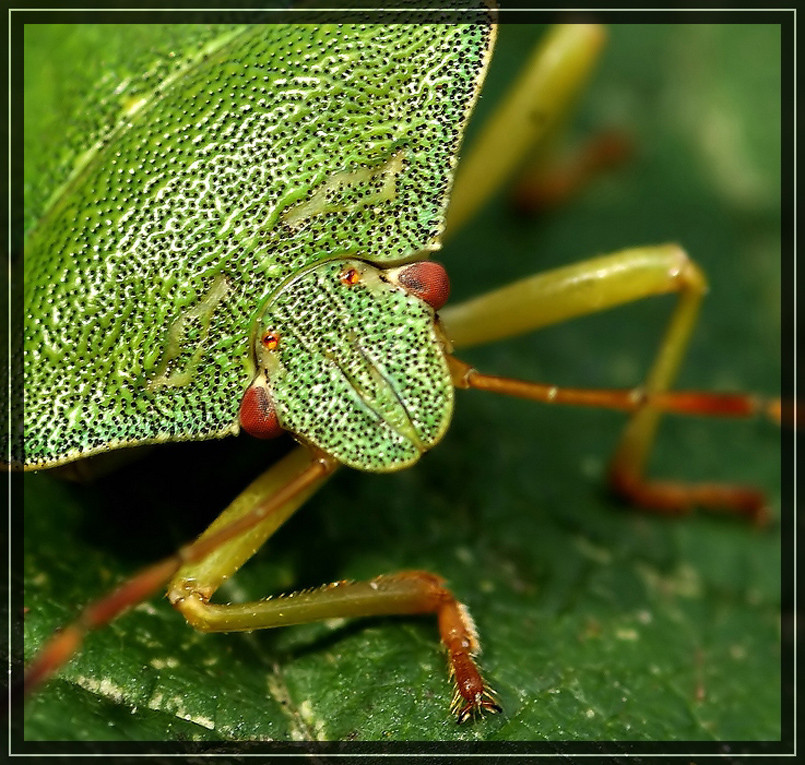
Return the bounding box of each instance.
[20,22,782,743]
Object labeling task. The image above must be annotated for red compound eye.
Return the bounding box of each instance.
[340,267,361,286]
[261,331,280,351]
[397,261,450,310]
[239,383,283,439]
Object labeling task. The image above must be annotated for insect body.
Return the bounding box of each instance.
[19,22,487,469]
[18,17,782,741]
[18,15,500,728]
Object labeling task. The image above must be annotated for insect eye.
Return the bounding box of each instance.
[239,382,283,440]
[396,261,450,311]
[261,331,280,351]
[339,267,361,286]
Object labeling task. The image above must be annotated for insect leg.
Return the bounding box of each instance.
[22,446,333,697]
[173,568,499,723]
[445,23,606,238]
[509,128,633,215]
[167,457,498,723]
[166,445,331,603]
[440,243,778,524]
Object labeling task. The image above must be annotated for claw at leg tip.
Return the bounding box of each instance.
[451,687,502,724]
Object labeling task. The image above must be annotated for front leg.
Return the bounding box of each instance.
[166,447,499,723]
[440,243,777,523]
[172,569,499,723]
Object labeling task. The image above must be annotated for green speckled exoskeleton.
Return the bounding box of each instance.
[17,15,782,731]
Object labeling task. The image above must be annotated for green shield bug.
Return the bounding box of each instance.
[16,15,783,742]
